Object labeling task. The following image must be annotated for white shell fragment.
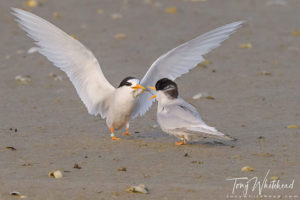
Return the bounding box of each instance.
[192,92,208,100]
[48,170,63,179]
[192,92,215,100]
[10,191,27,198]
[15,75,31,85]
[126,184,149,194]
[27,47,39,54]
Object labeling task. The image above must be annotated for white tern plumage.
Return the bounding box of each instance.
[12,8,243,140]
[150,78,235,145]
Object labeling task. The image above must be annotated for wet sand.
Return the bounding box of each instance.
[0,0,299,199]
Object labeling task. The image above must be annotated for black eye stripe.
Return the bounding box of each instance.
[118,76,136,88]
[164,85,174,90]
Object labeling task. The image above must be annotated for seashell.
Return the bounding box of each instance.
[118,167,127,171]
[270,176,279,180]
[114,33,127,39]
[192,92,214,100]
[111,13,122,20]
[11,191,26,198]
[126,184,149,194]
[286,125,298,129]
[25,0,38,7]
[15,75,31,85]
[27,47,39,54]
[241,166,254,172]
[192,92,206,100]
[239,43,252,49]
[165,7,177,14]
[48,170,63,179]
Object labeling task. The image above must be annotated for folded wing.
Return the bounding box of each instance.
[12,8,115,118]
[132,21,244,118]
[161,99,227,138]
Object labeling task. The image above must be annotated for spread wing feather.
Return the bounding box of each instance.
[12,8,115,118]
[132,21,244,118]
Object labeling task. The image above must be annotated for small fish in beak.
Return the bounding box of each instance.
[132,84,146,91]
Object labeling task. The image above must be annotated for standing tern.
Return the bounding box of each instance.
[12,8,243,140]
[149,78,235,145]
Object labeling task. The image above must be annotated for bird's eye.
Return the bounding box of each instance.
[125,82,132,86]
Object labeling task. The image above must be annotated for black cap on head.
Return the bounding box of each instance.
[155,78,178,98]
[118,76,136,88]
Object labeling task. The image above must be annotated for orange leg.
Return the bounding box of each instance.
[175,135,186,146]
[110,126,120,140]
[122,122,131,136]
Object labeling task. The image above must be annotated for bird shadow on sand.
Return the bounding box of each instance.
[131,130,237,147]
[132,130,169,139]
[188,139,237,147]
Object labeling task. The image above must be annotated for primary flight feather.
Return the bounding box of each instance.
[132,21,244,118]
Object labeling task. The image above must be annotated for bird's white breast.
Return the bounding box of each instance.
[106,88,136,130]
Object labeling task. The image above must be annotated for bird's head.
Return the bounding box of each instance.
[148,78,178,101]
[118,77,145,98]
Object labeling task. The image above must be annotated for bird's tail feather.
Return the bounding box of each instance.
[187,126,236,141]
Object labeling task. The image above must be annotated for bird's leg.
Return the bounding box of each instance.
[110,126,120,140]
[122,122,131,136]
[175,135,186,146]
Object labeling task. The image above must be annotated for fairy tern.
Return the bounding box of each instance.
[149,78,235,145]
[12,8,243,140]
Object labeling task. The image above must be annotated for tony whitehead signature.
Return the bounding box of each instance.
[226,169,295,197]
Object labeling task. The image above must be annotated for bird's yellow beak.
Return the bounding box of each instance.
[149,95,157,100]
[148,86,156,90]
[148,86,156,99]
[132,84,146,90]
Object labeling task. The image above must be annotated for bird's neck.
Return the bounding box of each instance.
[157,91,175,107]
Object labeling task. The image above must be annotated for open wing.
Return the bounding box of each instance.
[132,21,244,118]
[12,8,115,118]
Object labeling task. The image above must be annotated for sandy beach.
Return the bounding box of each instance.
[0,0,299,199]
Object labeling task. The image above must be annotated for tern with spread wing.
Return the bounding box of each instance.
[12,8,243,140]
[149,78,235,145]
